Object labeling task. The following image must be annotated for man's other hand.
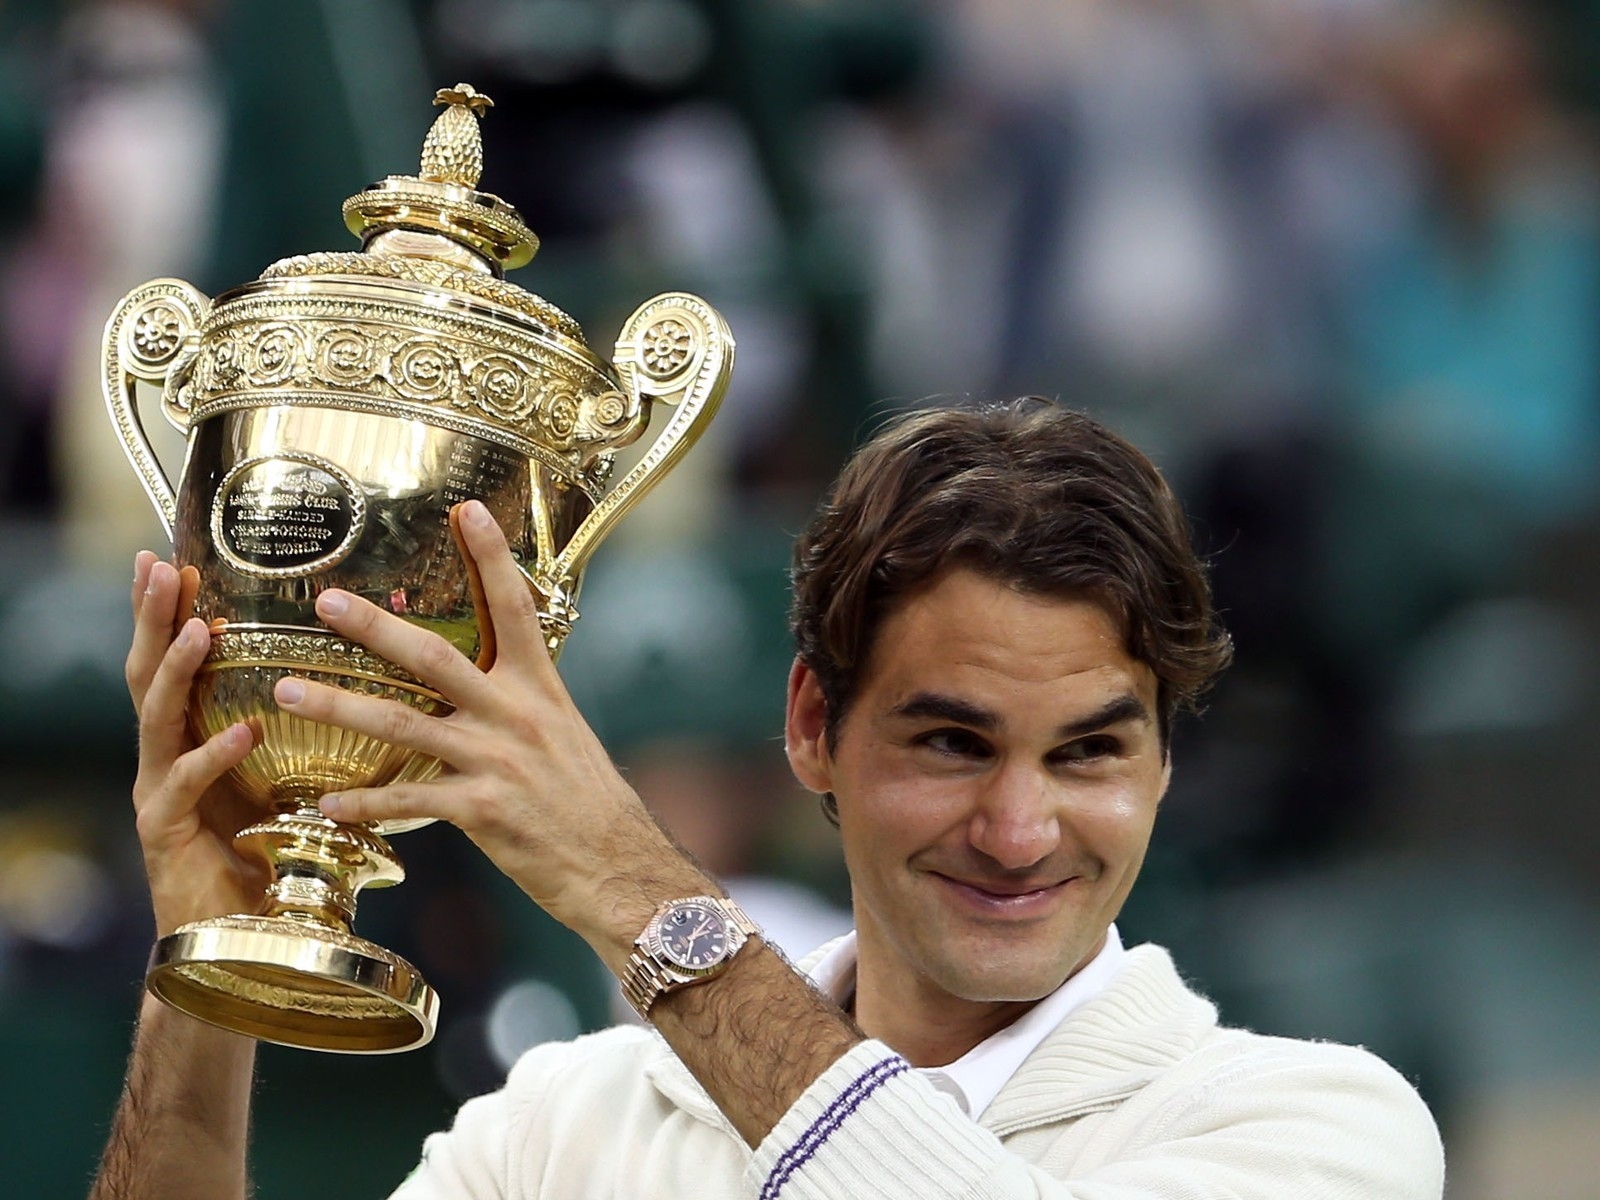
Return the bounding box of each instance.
[128,553,269,937]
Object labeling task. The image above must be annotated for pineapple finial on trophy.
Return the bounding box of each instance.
[421,84,494,188]
[342,81,537,272]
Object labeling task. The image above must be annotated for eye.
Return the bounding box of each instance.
[916,728,992,759]
[1054,735,1123,764]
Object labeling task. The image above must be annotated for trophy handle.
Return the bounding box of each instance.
[544,292,735,589]
[101,278,212,540]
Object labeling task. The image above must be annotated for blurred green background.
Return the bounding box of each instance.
[3,1,1600,1196]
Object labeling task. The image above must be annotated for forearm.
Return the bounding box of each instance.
[90,992,257,1200]
[573,816,864,1148]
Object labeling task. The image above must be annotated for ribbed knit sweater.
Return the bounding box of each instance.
[390,944,1444,1199]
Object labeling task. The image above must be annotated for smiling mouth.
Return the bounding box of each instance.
[933,873,1073,911]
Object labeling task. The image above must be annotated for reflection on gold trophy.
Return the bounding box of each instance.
[100,85,734,1053]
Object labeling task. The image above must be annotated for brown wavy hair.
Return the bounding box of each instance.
[790,399,1232,818]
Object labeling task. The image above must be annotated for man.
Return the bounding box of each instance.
[93,400,1444,1199]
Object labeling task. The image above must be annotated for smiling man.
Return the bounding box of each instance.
[93,400,1444,1199]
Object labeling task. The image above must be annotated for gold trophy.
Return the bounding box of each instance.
[101,85,734,1053]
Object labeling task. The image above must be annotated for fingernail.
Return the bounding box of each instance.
[319,795,342,818]
[146,561,171,596]
[317,591,349,617]
[464,500,491,527]
[276,678,305,705]
[174,622,191,648]
[227,723,253,748]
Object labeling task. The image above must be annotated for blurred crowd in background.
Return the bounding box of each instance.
[1,0,1598,1196]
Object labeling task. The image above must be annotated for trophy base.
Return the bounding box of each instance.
[147,914,438,1053]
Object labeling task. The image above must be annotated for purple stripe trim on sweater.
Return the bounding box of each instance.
[759,1056,911,1200]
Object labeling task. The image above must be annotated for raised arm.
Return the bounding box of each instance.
[272,503,864,1147]
[89,554,264,1200]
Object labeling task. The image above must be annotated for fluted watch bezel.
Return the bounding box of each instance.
[621,895,759,1017]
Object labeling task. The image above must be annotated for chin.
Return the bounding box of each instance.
[936,928,1103,1003]
[936,958,1071,1005]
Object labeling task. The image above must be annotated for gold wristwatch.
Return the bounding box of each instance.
[622,895,760,1017]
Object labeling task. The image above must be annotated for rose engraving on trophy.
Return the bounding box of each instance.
[246,323,307,387]
[131,303,185,365]
[544,388,579,438]
[387,337,461,402]
[641,317,693,378]
[314,327,380,386]
[594,392,627,427]
[468,354,534,419]
[210,335,244,388]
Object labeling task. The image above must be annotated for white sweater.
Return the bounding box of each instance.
[390,944,1444,1199]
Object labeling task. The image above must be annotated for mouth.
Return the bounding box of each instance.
[931,873,1073,917]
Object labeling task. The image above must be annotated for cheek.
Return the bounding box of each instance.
[837,768,969,853]
[1058,778,1161,860]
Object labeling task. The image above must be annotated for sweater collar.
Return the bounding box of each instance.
[806,927,1128,1122]
[643,941,1218,1135]
[980,943,1218,1134]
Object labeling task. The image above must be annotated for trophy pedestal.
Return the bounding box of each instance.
[145,810,438,1053]
[148,915,438,1052]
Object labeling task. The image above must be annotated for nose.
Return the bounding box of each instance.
[967,762,1061,871]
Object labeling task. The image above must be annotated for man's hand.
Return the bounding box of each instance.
[265,501,861,1148]
[270,500,708,969]
[128,552,267,937]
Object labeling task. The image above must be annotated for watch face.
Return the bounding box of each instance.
[657,901,732,970]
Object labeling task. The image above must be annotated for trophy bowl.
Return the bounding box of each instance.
[101,85,734,1052]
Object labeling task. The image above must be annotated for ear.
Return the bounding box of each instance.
[1157,752,1173,805]
[784,657,834,794]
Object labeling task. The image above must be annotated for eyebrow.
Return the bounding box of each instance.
[888,691,1153,740]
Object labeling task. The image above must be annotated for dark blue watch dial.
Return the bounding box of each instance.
[659,902,731,969]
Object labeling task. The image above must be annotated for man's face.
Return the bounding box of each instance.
[787,569,1169,1028]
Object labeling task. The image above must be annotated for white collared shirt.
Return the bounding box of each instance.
[806,925,1127,1120]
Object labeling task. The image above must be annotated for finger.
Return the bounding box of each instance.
[174,564,201,639]
[449,502,496,671]
[137,618,211,768]
[453,499,551,673]
[273,675,465,762]
[317,780,462,828]
[136,721,257,834]
[131,551,158,620]
[127,562,183,711]
[311,589,499,708]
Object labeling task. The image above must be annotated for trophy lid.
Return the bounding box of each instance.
[343,84,538,272]
[255,83,585,343]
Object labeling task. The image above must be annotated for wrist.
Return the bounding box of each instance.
[552,806,716,974]
[620,895,762,1018]
[148,880,256,941]
[585,859,718,977]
